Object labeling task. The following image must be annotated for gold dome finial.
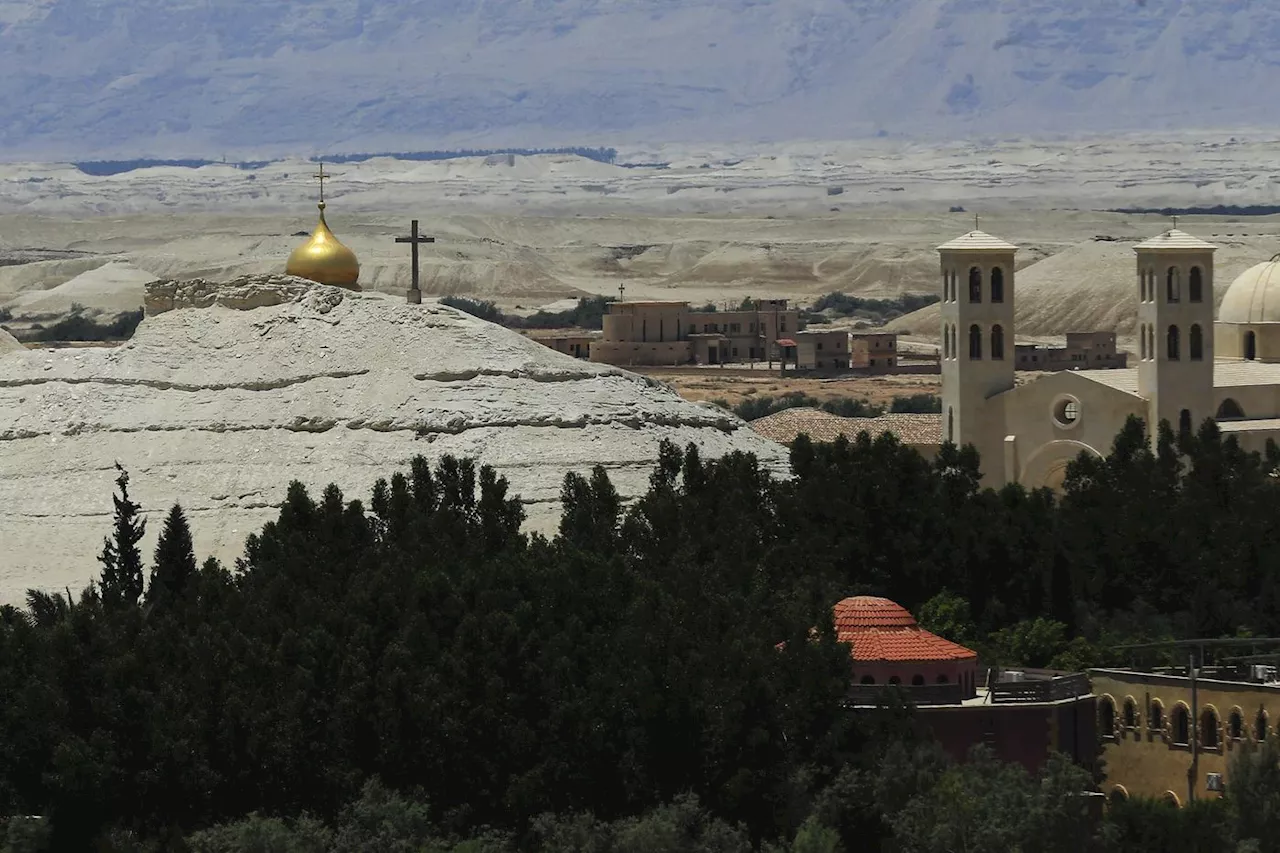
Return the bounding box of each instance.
[285,161,361,290]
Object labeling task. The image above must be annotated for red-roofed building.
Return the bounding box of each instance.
[829,595,1097,776]
[835,596,979,697]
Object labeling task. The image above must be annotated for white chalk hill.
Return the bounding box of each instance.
[0,275,786,602]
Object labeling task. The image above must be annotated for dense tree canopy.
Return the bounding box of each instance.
[5,414,1280,848]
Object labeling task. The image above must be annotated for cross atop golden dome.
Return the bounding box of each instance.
[285,162,361,290]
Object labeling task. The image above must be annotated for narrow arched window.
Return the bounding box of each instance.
[947,407,954,442]
[1202,709,1220,749]
[912,674,925,686]
[968,266,982,303]
[1141,270,1150,302]
[1167,267,1180,303]
[1190,266,1204,303]
[1100,697,1116,739]
[860,675,875,685]
[1190,324,1203,361]
[1180,409,1192,437]
[1167,325,1180,361]
[1140,328,1148,360]
[1124,699,1138,729]
[1257,710,1268,741]
[1246,331,1257,361]
[991,324,1005,360]
[969,324,982,359]
[1150,700,1165,733]
[991,267,1004,303]
[1173,705,1190,745]
[1217,398,1245,419]
[1229,710,1244,741]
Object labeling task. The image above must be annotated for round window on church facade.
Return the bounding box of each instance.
[1052,395,1081,429]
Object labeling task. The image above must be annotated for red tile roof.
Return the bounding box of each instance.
[832,595,977,663]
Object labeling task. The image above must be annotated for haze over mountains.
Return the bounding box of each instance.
[0,0,1275,159]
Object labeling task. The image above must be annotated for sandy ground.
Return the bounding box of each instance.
[5,134,1280,338]
[634,366,941,409]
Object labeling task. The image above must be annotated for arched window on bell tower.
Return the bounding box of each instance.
[1167,325,1180,361]
[1167,267,1181,303]
[968,267,982,303]
[1190,266,1204,303]
[991,324,1005,360]
[991,267,1004,303]
[969,324,982,359]
[1190,324,1203,361]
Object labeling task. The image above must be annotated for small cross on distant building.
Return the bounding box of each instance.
[974,213,980,232]
[395,219,436,304]
[618,283,626,301]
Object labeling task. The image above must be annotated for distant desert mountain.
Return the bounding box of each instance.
[1,0,1276,157]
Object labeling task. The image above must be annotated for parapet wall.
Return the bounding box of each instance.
[144,275,347,316]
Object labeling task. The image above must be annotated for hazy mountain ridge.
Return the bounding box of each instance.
[1,0,1277,158]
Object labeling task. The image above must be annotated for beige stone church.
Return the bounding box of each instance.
[940,227,1280,489]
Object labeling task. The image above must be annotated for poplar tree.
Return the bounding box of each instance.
[99,463,146,607]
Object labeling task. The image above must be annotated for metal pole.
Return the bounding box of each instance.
[1189,651,1199,803]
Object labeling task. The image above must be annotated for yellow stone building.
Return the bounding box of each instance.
[1091,666,1280,805]
[941,227,1280,487]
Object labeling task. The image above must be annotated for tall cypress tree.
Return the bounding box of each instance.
[99,463,146,607]
[149,504,196,610]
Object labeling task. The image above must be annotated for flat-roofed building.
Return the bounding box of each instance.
[852,332,899,372]
[589,299,800,366]
[1014,332,1127,372]
[795,329,850,370]
[524,329,601,359]
[1091,664,1280,806]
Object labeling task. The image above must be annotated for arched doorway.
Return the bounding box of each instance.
[1217,398,1245,419]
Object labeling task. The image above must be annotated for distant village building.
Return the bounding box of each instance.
[523,329,600,359]
[589,299,798,365]
[833,596,1096,774]
[851,331,899,372]
[794,329,850,369]
[1014,332,1127,371]
[749,407,943,458]
[1091,662,1280,806]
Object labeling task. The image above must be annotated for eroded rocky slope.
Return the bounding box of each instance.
[0,275,788,600]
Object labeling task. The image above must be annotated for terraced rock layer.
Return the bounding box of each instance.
[0,275,788,601]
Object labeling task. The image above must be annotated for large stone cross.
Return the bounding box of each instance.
[395,219,436,304]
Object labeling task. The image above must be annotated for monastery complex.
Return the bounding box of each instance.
[941,227,1280,488]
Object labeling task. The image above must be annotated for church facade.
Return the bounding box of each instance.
[940,228,1280,489]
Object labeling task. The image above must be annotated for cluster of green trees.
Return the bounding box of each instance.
[801,293,939,327]
[27,308,144,343]
[723,391,941,422]
[6,416,1280,847]
[441,295,611,331]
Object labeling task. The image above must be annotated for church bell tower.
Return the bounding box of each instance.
[1134,228,1217,441]
[938,228,1018,480]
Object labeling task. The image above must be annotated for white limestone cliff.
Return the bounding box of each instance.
[0,275,788,601]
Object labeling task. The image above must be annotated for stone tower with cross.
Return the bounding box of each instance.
[938,228,1018,479]
[1134,228,1217,441]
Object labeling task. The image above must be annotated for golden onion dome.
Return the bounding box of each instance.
[285,202,361,290]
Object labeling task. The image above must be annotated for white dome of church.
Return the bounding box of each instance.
[1218,257,1280,324]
